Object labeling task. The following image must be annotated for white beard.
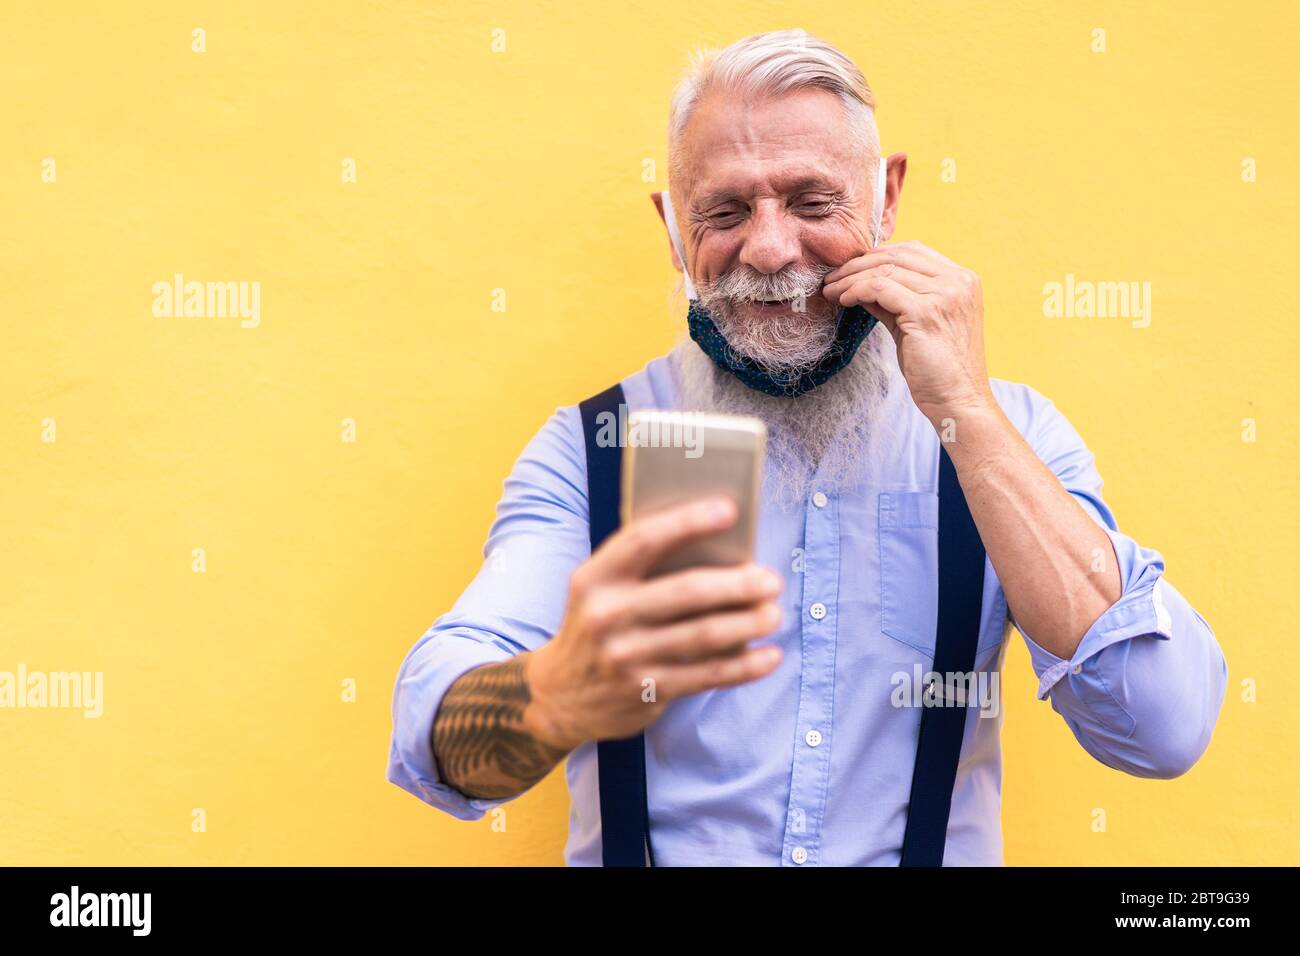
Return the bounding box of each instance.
[670,324,904,511]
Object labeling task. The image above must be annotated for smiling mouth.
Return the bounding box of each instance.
[746,299,796,313]
[744,294,824,311]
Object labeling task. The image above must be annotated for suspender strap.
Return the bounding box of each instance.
[578,383,654,867]
[899,445,987,866]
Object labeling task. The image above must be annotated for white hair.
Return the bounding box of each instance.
[667,29,881,193]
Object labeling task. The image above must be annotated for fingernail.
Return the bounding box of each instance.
[704,497,734,521]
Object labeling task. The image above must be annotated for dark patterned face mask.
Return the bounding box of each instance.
[661,161,887,398]
[685,299,878,397]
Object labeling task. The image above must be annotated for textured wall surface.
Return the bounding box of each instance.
[1,0,1295,865]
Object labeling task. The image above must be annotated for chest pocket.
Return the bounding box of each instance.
[878,491,1002,660]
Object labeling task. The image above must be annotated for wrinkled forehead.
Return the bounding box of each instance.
[676,88,867,203]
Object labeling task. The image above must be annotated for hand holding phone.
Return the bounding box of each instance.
[522,414,781,752]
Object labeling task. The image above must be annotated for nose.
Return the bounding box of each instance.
[738,198,802,277]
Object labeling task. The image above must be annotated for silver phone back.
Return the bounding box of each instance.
[621,411,767,577]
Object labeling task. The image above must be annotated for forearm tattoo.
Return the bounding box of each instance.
[431,656,570,799]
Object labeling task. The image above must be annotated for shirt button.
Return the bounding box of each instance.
[1071,663,1083,675]
[805,729,822,747]
[809,602,827,621]
[812,491,829,508]
[791,846,808,864]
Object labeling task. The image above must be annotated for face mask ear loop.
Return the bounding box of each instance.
[871,159,887,249]
[660,189,698,301]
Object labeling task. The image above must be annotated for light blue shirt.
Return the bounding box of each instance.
[387,351,1228,865]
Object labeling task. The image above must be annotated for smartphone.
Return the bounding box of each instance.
[621,410,767,577]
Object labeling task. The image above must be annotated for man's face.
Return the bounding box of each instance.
[675,88,878,370]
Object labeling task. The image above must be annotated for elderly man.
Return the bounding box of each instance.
[387,29,1227,866]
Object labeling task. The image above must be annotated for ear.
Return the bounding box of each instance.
[878,152,908,244]
[650,191,685,272]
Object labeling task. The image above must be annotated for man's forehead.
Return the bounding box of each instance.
[679,88,863,200]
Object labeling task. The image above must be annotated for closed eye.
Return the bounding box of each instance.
[793,198,836,216]
[706,210,746,228]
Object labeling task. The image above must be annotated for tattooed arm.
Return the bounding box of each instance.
[386,405,592,815]
[429,496,786,801]
[430,654,571,800]
[388,407,779,815]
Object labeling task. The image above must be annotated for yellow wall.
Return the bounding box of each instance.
[1,1,1294,866]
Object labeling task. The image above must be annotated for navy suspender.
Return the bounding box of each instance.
[898,445,987,866]
[578,383,986,867]
[579,383,654,867]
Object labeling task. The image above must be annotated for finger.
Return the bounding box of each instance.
[605,600,783,666]
[825,247,938,285]
[837,273,926,320]
[619,563,783,626]
[849,289,900,334]
[824,243,946,284]
[885,239,960,272]
[588,495,737,582]
[823,263,936,303]
[657,643,784,698]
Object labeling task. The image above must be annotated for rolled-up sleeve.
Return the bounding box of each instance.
[386,404,592,817]
[1008,387,1229,779]
[387,630,517,819]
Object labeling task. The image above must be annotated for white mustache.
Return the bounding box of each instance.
[706,262,833,303]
